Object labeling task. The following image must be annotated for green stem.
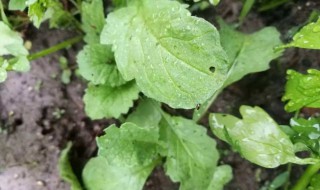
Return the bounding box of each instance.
[291,163,320,190]
[284,163,292,190]
[27,35,83,61]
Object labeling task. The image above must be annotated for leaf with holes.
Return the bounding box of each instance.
[218,19,282,86]
[101,0,229,109]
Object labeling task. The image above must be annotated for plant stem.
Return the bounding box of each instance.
[291,162,320,190]
[284,163,292,190]
[27,35,83,61]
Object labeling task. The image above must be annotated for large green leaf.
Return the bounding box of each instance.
[83,81,140,119]
[193,19,282,121]
[81,0,105,44]
[160,114,230,190]
[282,69,320,112]
[101,0,229,109]
[77,44,126,86]
[280,18,320,50]
[219,19,282,86]
[83,122,160,190]
[210,106,317,168]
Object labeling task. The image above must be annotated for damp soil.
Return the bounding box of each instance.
[0,0,320,190]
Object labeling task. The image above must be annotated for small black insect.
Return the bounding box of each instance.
[196,103,201,110]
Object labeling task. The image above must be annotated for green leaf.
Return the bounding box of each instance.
[218,19,282,86]
[282,69,320,112]
[209,106,316,168]
[101,0,229,109]
[209,0,220,6]
[58,142,83,190]
[0,0,10,26]
[239,0,255,22]
[83,81,140,119]
[0,21,28,56]
[126,98,162,128]
[160,114,229,190]
[77,44,126,86]
[208,165,233,190]
[97,123,160,166]
[193,19,282,121]
[0,21,29,83]
[9,0,27,10]
[47,1,75,29]
[81,0,105,44]
[27,0,49,28]
[280,18,320,50]
[83,122,160,190]
[11,56,30,72]
[289,117,320,156]
[308,174,320,190]
[268,171,289,190]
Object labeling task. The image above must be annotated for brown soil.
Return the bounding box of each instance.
[0,0,320,190]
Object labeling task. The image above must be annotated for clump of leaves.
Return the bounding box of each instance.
[0,21,29,82]
[282,69,320,112]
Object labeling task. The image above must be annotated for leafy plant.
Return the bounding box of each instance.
[2,0,320,190]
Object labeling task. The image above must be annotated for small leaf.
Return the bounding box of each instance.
[58,142,82,190]
[81,0,105,44]
[210,106,317,168]
[77,44,126,86]
[268,171,289,190]
[27,0,49,28]
[83,81,140,119]
[208,165,233,190]
[11,56,30,72]
[289,117,320,156]
[126,98,162,128]
[160,114,228,190]
[282,69,320,112]
[280,18,320,50]
[9,0,27,11]
[0,21,28,56]
[101,0,229,109]
[83,122,160,190]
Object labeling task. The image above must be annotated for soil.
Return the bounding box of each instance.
[0,0,320,190]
